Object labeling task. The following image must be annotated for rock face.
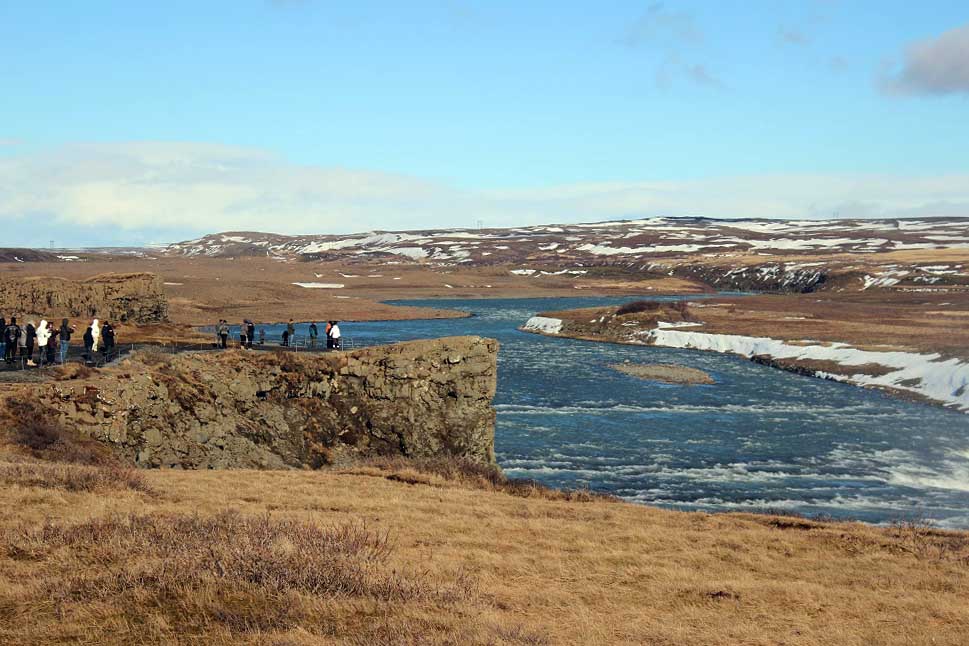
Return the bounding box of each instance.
[0,272,168,323]
[27,336,498,469]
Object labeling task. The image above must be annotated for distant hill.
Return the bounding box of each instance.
[164,216,969,265]
[0,248,62,263]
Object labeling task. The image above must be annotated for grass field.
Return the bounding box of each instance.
[1,446,967,646]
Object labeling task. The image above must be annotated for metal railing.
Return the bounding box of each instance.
[0,334,367,378]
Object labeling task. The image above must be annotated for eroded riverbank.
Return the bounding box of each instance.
[523,296,969,413]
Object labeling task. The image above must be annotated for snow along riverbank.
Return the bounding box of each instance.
[522,316,969,412]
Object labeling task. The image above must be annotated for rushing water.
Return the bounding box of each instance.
[265,296,969,528]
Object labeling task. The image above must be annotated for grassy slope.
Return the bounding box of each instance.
[1,451,968,645]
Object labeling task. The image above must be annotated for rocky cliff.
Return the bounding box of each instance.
[17,336,498,469]
[0,272,168,323]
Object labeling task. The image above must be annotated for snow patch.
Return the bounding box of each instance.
[643,328,969,411]
[292,282,345,289]
[523,316,563,335]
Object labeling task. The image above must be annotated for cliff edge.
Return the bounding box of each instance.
[0,272,169,323]
[11,336,498,468]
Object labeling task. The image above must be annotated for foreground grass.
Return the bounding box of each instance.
[0,451,967,645]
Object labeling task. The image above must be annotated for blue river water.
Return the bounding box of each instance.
[263,296,969,528]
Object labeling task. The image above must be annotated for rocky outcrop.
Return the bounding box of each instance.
[0,272,168,323]
[23,336,498,469]
[672,263,827,293]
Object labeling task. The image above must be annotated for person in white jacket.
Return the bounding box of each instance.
[91,319,100,353]
[329,321,341,350]
[36,320,51,367]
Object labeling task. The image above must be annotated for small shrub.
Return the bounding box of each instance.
[54,363,96,381]
[4,396,120,466]
[616,299,691,317]
[277,349,303,373]
[133,347,174,368]
[616,300,661,316]
[888,518,969,563]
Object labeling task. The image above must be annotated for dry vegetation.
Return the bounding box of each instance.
[1,441,967,645]
[344,456,619,503]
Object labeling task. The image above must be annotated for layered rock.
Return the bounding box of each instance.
[0,272,168,323]
[23,336,498,469]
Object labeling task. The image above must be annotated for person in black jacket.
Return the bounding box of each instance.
[46,327,59,365]
[24,321,36,366]
[3,317,19,364]
[246,320,255,349]
[59,319,74,364]
[309,322,318,348]
[101,321,116,362]
[83,325,94,362]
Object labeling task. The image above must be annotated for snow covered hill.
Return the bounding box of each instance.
[166,217,969,266]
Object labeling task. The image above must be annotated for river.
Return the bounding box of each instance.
[269,296,969,528]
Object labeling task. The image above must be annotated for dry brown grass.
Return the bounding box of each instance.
[0,455,967,645]
[0,459,151,493]
[0,510,475,643]
[345,455,620,503]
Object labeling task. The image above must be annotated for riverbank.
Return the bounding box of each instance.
[0,256,705,328]
[523,294,969,413]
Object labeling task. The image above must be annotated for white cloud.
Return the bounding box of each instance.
[0,142,967,241]
[883,23,969,95]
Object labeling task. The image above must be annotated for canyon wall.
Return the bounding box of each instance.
[17,336,498,469]
[0,272,168,323]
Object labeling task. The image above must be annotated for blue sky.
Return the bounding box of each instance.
[1,1,968,246]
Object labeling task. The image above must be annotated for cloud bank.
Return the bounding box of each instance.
[884,23,969,95]
[0,142,967,245]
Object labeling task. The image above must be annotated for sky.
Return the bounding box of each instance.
[1,1,968,247]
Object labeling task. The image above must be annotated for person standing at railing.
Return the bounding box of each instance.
[102,321,116,362]
[90,319,100,355]
[46,326,59,366]
[308,322,318,349]
[59,319,74,364]
[4,317,20,365]
[35,320,51,368]
[82,325,94,362]
[239,320,248,349]
[24,320,37,366]
[0,316,5,361]
[329,321,341,350]
[246,320,255,349]
[286,320,295,347]
[217,320,229,349]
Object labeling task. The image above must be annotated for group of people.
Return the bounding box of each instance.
[1,316,116,368]
[213,319,341,350]
[216,319,261,349]
[307,320,341,350]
